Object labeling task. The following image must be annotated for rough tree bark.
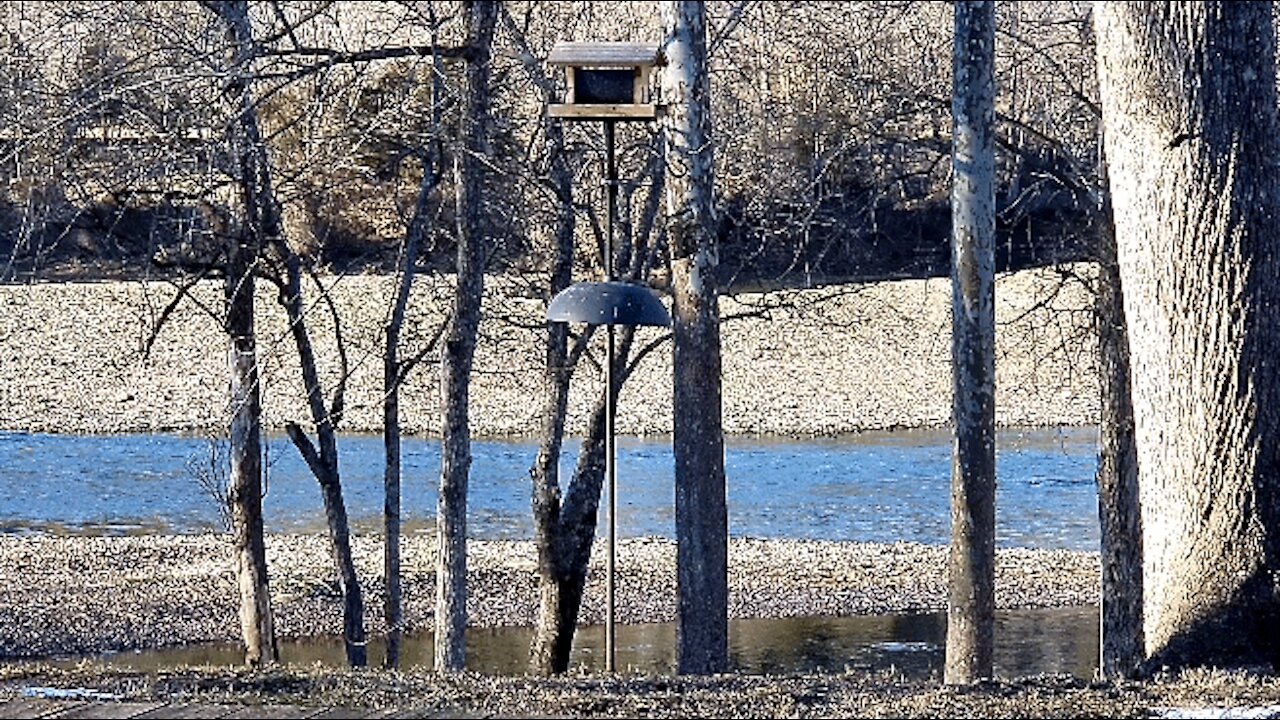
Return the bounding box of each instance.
[662,0,729,676]
[206,0,276,668]
[225,229,277,667]
[434,0,496,674]
[1096,1,1280,670]
[945,0,997,686]
[1094,165,1143,680]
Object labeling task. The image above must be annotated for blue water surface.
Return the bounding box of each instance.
[0,427,1098,549]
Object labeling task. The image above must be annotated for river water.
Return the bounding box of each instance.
[4,425,1103,677]
[0,426,1097,549]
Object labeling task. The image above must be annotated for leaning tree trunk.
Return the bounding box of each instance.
[209,0,276,667]
[434,0,496,674]
[1093,166,1143,680]
[662,0,729,677]
[945,0,997,686]
[1096,1,1280,669]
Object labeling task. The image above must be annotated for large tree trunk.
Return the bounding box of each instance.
[944,0,997,686]
[662,0,729,676]
[209,0,276,668]
[1096,1,1280,670]
[434,0,496,674]
[1094,170,1143,680]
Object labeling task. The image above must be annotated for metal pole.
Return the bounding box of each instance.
[603,119,617,673]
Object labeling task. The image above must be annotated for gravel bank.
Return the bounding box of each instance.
[0,534,1096,658]
[0,267,1097,436]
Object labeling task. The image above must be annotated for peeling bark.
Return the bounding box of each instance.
[207,0,277,668]
[945,0,997,686]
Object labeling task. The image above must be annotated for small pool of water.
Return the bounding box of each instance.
[81,606,1098,680]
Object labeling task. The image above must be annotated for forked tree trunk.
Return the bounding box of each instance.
[944,0,997,686]
[435,0,496,674]
[1093,171,1143,680]
[1095,1,1280,669]
[280,260,366,667]
[533,385,612,673]
[662,0,729,676]
[208,0,276,668]
[513,16,580,674]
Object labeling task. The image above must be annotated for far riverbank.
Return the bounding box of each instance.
[0,267,1098,437]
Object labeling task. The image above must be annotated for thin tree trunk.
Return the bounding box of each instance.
[1094,162,1143,680]
[662,0,729,676]
[226,229,277,667]
[382,175,432,672]
[280,261,366,667]
[435,0,496,674]
[1096,1,1280,670]
[207,0,276,667]
[383,37,446,671]
[944,0,997,686]
[383,313,404,670]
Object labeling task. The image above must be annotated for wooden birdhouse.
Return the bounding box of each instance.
[547,42,662,120]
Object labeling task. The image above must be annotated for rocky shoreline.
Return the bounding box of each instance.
[0,267,1098,437]
[0,534,1097,659]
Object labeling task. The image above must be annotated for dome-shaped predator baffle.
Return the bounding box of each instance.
[546,280,671,327]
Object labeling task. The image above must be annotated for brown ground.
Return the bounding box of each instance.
[3,663,1280,718]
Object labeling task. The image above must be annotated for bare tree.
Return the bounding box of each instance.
[945,0,997,685]
[1096,0,1280,670]
[494,5,589,675]
[206,0,370,668]
[662,0,729,676]
[381,7,450,671]
[435,0,497,674]
[204,0,278,668]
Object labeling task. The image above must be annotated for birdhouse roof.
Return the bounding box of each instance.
[547,42,662,68]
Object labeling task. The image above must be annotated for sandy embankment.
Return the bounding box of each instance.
[0,267,1097,437]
